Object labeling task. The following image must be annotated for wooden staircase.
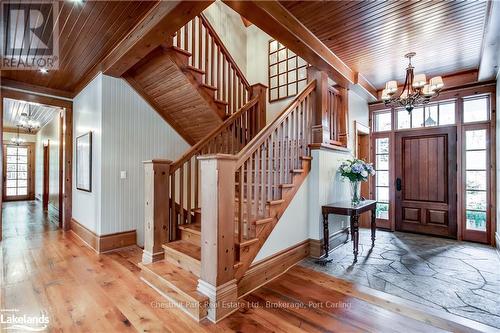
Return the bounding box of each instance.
[136,11,338,324]
[124,14,254,145]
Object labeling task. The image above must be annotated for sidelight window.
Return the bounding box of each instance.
[375,137,390,219]
[464,128,488,231]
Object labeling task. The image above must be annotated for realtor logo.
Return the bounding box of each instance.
[1,1,59,70]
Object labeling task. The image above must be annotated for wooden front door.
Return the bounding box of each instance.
[3,143,35,201]
[395,127,457,238]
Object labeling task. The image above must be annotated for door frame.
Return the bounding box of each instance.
[394,126,458,238]
[2,142,36,202]
[0,88,73,241]
[368,83,496,245]
[43,142,50,211]
[354,121,371,227]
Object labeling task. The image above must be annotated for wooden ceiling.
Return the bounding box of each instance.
[1,1,156,95]
[3,98,62,132]
[280,1,490,89]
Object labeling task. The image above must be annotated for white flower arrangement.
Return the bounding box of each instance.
[339,158,376,182]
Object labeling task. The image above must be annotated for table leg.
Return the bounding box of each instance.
[371,208,376,247]
[316,213,332,265]
[351,214,359,263]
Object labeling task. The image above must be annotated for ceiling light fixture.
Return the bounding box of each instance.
[10,125,25,146]
[18,103,41,133]
[39,68,48,74]
[381,52,444,113]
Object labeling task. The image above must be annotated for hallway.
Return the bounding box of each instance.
[1,200,59,240]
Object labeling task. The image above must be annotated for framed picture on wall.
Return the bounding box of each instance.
[76,131,92,192]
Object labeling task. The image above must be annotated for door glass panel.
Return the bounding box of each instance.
[4,145,29,198]
[463,97,488,123]
[374,112,391,132]
[424,105,438,127]
[375,137,390,220]
[464,128,488,232]
[466,210,486,231]
[397,110,410,129]
[465,130,487,150]
[465,151,486,170]
[411,107,424,128]
[466,171,487,191]
[439,103,455,125]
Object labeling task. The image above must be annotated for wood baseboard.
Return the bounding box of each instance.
[70,218,136,253]
[309,227,349,258]
[237,239,310,298]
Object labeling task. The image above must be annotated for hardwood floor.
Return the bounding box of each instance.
[1,201,497,332]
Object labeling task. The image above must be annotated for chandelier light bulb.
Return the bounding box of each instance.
[422,84,434,96]
[381,89,390,101]
[385,80,398,94]
[412,74,426,88]
[430,76,444,91]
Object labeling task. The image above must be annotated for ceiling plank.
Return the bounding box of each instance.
[222,0,377,100]
[102,0,214,77]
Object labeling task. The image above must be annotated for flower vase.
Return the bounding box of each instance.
[350,181,361,206]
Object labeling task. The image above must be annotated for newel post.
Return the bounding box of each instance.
[142,159,171,264]
[250,83,268,129]
[307,66,330,145]
[197,154,238,323]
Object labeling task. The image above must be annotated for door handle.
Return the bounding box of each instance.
[396,178,402,191]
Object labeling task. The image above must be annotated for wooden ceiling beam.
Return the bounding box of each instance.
[222,0,377,100]
[1,78,74,100]
[102,0,214,77]
[478,0,500,81]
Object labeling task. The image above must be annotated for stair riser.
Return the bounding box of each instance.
[180,229,201,246]
[140,267,207,321]
[164,248,201,277]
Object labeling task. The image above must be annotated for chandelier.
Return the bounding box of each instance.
[18,103,41,133]
[381,52,444,113]
[10,125,25,146]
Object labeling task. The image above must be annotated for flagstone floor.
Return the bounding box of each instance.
[301,229,500,328]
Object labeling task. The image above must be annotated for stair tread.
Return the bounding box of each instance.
[291,169,305,173]
[300,156,312,160]
[163,240,201,261]
[139,260,207,302]
[184,65,205,75]
[280,183,294,188]
[214,99,229,105]
[254,217,274,225]
[201,83,217,91]
[169,46,192,57]
[178,223,201,235]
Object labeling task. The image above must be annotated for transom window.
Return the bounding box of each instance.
[396,101,455,129]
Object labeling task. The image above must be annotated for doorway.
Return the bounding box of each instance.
[2,143,35,202]
[0,89,72,242]
[394,126,458,238]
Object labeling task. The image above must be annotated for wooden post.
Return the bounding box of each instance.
[250,83,268,129]
[62,107,73,231]
[307,66,330,145]
[142,159,171,264]
[197,154,238,323]
[338,86,349,147]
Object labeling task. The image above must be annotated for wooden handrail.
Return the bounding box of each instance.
[170,96,258,172]
[199,14,250,89]
[236,80,316,167]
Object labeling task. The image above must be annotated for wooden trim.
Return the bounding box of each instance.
[308,142,350,153]
[3,127,37,135]
[1,88,72,109]
[309,227,349,258]
[70,218,137,253]
[237,239,310,297]
[102,1,214,77]
[0,78,74,99]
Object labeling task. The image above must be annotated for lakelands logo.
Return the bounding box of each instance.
[0,309,49,331]
[1,1,59,70]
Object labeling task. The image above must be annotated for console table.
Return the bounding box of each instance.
[320,200,377,263]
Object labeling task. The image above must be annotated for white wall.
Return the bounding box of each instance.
[73,74,102,234]
[246,25,298,123]
[203,2,247,74]
[348,90,370,151]
[35,114,61,209]
[100,75,189,246]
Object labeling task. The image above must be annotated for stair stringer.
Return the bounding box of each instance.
[234,157,312,280]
